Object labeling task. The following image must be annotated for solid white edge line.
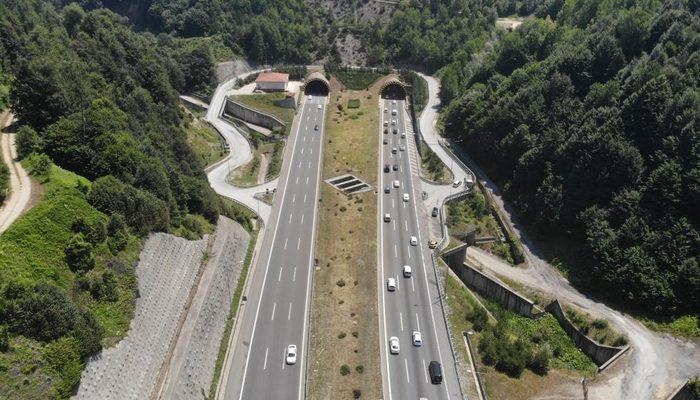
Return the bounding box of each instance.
[237,92,309,400]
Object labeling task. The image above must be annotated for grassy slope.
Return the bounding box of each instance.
[185,116,226,168]
[308,89,381,400]
[230,94,294,126]
[0,161,140,398]
[333,70,384,90]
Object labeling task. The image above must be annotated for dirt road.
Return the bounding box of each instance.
[0,111,31,233]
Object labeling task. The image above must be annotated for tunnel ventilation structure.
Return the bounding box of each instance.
[304,72,330,96]
[380,78,407,100]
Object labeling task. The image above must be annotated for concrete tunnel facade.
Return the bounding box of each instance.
[304,72,330,96]
[379,77,407,99]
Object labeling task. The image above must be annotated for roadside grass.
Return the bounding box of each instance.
[308,89,381,400]
[183,109,226,167]
[230,152,262,187]
[230,93,295,129]
[419,143,453,184]
[0,159,141,398]
[642,315,699,339]
[208,229,258,400]
[564,305,628,347]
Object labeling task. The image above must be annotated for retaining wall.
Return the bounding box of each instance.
[666,380,695,400]
[475,179,525,264]
[546,300,629,369]
[447,256,536,317]
[224,98,286,132]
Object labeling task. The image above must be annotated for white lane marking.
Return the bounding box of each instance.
[408,246,412,259]
[416,313,421,331]
[278,267,283,282]
[392,199,395,208]
[289,213,293,224]
[238,87,309,400]
[263,348,269,370]
[301,148,305,155]
[303,194,307,203]
[293,266,297,282]
[296,176,299,184]
[404,220,408,231]
[423,359,429,384]
[378,101,393,400]
[309,148,313,155]
[292,194,296,203]
[308,161,311,169]
[394,244,398,258]
[288,303,293,320]
[271,303,276,321]
[404,358,410,383]
[400,312,404,332]
[300,214,305,224]
[393,220,396,231]
[403,202,406,208]
[297,237,301,250]
[298,161,302,168]
[303,136,306,142]
[284,238,288,249]
[306,176,309,184]
[412,277,415,292]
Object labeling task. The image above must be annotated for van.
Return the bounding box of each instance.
[387,278,396,292]
[429,361,443,384]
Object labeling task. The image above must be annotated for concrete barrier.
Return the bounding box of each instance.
[665,380,696,400]
[223,98,286,132]
[546,300,629,370]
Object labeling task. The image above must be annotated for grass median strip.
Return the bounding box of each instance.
[307,87,381,400]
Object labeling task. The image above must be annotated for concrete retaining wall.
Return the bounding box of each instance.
[224,98,285,132]
[448,258,536,317]
[546,300,629,369]
[475,179,525,264]
[666,380,696,400]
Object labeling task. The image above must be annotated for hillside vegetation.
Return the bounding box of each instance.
[0,156,141,398]
[441,1,699,315]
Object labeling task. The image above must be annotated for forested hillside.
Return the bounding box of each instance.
[60,0,329,64]
[440,0,699,314]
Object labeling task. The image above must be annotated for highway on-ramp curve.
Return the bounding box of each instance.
[221,95,327,400]
[377,98,463,400]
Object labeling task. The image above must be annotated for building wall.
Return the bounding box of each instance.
[256,82,287,91]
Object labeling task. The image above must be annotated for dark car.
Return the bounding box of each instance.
[384,129,388,134]
[392,128,398,134]
[392,164,399,171]
[429,361,443,384]
[383,138,388,144]
[432,207,439,217]
[384,164,390,173]
[384,186,390,194]
[314,124,319,131]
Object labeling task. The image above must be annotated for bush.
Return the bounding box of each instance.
[336,279,346,287]
[347,99,360,109]
[528,345,551,375]
[340,364,351,375]
[15,125,43,159]
[355,364,364,373]
[338,332,346,339]
[0,325,9,352]
[353,389,362,398]
[25,153,52,180]
[65,233,95,273]
[3,283,77,342]
[467,306,489,332]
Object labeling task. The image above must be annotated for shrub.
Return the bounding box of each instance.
[353,389,362,398]
[0,325,9,352]
[340,364,351,375]
[65,233,95,273]
[355,364,364,373]
[528,345,551,375]
[338,332,347,339]
[592,318,609,329]
[467,306,489,332]
[3,283,77,342]
[15,125,43,159]
[347,99,360,109]
[352,331,359,338]
[25,153,52,179]
[336,279,346,287]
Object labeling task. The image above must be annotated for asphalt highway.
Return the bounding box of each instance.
[225,95,327,400]
[377,98,462,400]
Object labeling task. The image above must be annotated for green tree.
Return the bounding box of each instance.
[65,233,95,273]
[15,125,42,159]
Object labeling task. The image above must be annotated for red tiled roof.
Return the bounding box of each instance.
[255,72,289,83]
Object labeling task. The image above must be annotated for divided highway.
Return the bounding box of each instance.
[221,95,327,400]
[377,98,463,399]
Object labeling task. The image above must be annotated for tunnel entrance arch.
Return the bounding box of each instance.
[380,79,407,100]
[304,72,330,96]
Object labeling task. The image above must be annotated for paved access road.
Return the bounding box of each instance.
[377,99,463,400]
[223,95,327,400]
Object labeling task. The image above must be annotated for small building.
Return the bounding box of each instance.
[255,72,289,92]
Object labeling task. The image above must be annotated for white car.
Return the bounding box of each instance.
[392,147,397,154]
[410,236,418,246]
[392,100,397,105]
[393,180,400,188]
[401,132,406,138]
[389,336,400,354]
[391,109,397,116]
[387,277,396,292]
[308,95,312,100]
[399,145,405,152]
[384,107,388,113]
[286,344,297,364]
[403,193,410,202]
[452,179,462,188]
[412,331,422,346]
[384,121,388,126]
[403,265,412,277]
[391,119,396,125]
[384,213,391,222]
[317,104,322,109]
